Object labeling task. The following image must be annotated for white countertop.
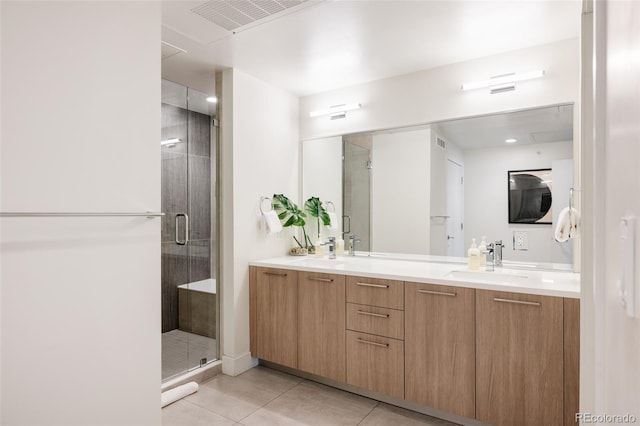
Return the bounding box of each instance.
[249,254,580,299]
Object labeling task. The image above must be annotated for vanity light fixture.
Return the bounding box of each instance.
[206,96,218,103]
[309,103,361,119]
[462,70,545,93]
[160,138,182,146]
[505,138,517,144]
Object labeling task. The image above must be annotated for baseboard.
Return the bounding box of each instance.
[222,352,258,376]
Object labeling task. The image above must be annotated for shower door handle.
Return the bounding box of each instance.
[175,213,189,245]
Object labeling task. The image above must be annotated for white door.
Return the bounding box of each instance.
[446,159,464,256]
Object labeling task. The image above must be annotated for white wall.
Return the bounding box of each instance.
[300,39,579,140]
[1,2,160,425]
[464,142,573,264]
[371,129,430,254]
[220,69,298,376]
[302,137,343,241]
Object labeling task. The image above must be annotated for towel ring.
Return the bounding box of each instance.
[260,196,273,214]
[325,201,336,212]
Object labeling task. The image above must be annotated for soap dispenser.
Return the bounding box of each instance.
[314,239,324,258]
[336,237,344,257]
[478,236,487,267]
[468,238,480,271]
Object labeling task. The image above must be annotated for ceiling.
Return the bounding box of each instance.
[160,0,582,96]
[436,104,574,150]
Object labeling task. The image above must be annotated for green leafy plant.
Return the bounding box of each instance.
[272,194,311,248]
[304,196,331,239]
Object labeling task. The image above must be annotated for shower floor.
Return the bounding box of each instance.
[162,329,218,380]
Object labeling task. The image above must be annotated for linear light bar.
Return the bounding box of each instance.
[462,70,545,91]
[160,138,182,146]
[309,103,361,118]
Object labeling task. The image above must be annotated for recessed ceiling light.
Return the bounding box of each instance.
[505,138,517,144]
[206,96,218,103]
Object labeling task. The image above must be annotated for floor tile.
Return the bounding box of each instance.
[183,370,284,421]
[241,380,378,426]
[236,366,303,394]
[358,403,460,426]
[162,400,235,426]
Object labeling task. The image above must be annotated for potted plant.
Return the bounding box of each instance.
[272,194,313,255]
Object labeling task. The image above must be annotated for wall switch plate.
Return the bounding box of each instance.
[513,231,528,250]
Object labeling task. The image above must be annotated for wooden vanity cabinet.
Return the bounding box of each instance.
[250,266,298,369]
[404,282,476,418]
[345,275,405,399]
[297,271,346,382]
[476,289,564,426]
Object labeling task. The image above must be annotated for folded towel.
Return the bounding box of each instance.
[263,210,282,234]
[327,211,339,230]
[161,382,199,408]
[569,207,581,239]
[555,207,580,242]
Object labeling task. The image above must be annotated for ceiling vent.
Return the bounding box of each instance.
[191,0,311,32]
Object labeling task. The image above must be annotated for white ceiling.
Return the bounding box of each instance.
[435,104,574,150]
[161,0,582,96]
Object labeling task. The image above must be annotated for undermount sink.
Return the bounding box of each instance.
[445,269,530,284]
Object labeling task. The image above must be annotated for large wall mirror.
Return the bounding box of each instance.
[302,104,575,266]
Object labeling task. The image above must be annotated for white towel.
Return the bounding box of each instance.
[161,382,199,408]
[326,211,339,230]
[569,207,581,239]
[555,207,580,242]
[263,210,282,234]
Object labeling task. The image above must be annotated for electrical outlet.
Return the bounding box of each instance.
[513,231,528,250]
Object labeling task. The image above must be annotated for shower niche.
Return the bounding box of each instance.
[161,79,219,381]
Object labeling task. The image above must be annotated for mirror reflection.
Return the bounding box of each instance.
[302,104,574,266]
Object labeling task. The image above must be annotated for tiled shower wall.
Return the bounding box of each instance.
[343,138,371,251]
[161,103,213,333]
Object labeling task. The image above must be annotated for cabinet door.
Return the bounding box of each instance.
[405,282,475,418]
[476,290,563,426]
[346,331,404,399]
[298,272,346,382]
[254,267,298,369]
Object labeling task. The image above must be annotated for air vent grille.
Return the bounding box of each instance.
[192,0,308,32]
[437,137,446,149]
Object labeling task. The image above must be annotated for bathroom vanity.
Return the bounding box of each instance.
[248,255,580,426]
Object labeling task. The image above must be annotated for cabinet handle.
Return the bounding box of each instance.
[493,297,541,307]
[308,277,334,282]
[357,310,390,318]
[356,338,389,348]
[418,289,456,297]
[356,282,389,289]
[263,272,288,277]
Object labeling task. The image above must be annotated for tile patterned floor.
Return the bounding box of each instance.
[162,329,218,380]
[162,366,460,426]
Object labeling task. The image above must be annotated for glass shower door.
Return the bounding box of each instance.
[161,80,218,381]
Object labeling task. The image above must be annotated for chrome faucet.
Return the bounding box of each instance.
[348,235,360,256]
[326,237,336,259]
[490,240,504,267]
[483,245,495,272]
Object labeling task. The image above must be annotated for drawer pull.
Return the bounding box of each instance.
[357,310,390,318]
[356,338,389,348]
[308,277,334,282]
[356,282,389,289]
[263,272,287,277]
[418,289,456,297]
[493,297,541,307]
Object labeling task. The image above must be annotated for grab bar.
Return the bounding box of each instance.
[0,212,164,218]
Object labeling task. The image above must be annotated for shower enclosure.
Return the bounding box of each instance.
[161,80,219,381]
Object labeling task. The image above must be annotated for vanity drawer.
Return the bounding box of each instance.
[346,303,404,340]
[346,276,404,309]
[346,330,404,400]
